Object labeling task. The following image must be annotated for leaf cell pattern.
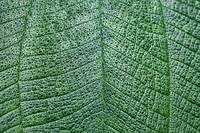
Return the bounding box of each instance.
[0,0,199,133]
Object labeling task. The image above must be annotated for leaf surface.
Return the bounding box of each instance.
[0,0,200,133]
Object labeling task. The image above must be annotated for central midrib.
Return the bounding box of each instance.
[157,0,172,132]
[98,0,106,132]
[17,0,35,133]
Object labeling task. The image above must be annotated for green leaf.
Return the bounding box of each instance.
[0,0,199,133]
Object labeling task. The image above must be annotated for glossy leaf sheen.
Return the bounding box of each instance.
[0,0,200,133]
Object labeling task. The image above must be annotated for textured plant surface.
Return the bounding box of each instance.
[0,0,200,133]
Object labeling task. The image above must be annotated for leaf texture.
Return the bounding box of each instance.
[0,0,200,133]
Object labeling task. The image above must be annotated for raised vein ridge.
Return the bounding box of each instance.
[17,0,34,132]
[98,0,105,132]
[157,0,171,132]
